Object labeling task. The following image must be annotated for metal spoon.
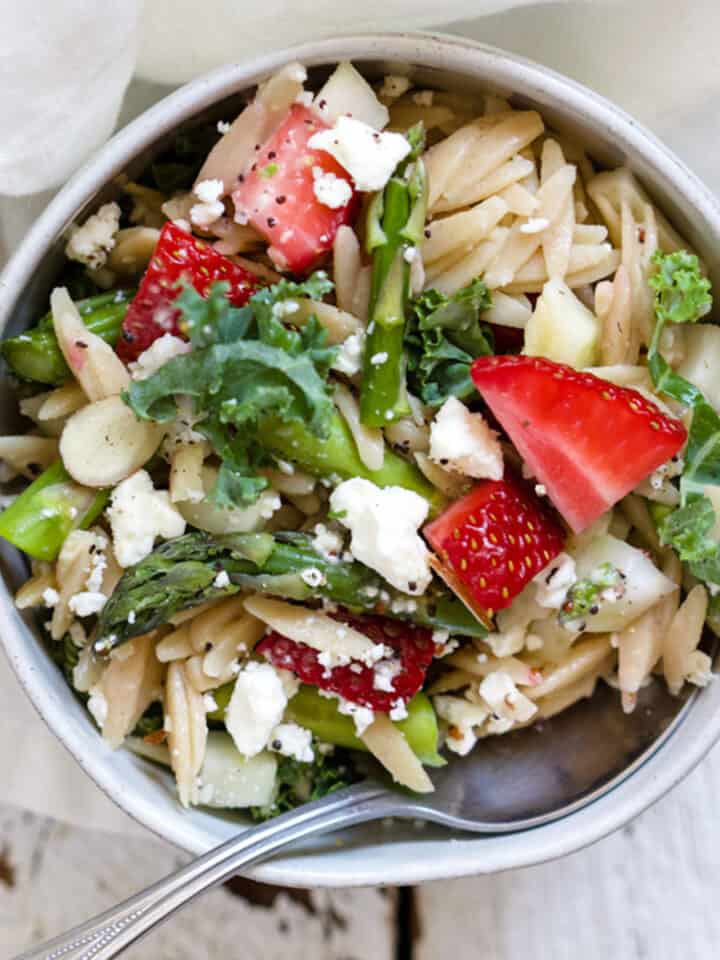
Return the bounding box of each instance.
[16,678,687,960]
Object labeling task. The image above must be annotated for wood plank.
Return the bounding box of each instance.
[0,805,396,959]
[414,742,720,960]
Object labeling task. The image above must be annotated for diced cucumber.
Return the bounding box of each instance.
[676,324,720,412]
[524,278,600,368]
[571,533,676,632]
[198,732,277,808]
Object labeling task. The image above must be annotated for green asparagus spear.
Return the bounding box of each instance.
[0,460,109,561]
[259,411,444,511]
[95,530,487,650]
[208,684,445,767]
[360,125,428,427]
[1,290,134,384]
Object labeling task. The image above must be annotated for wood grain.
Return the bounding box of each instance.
[0,806,395,959]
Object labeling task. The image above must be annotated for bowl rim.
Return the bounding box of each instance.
[2,30,720,887]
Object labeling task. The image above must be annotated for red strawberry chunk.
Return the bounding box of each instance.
[424,476,565,621]
[471,355,688,532]
[257,610,435,712]
[232,105,358,274]
[117,222,258,362]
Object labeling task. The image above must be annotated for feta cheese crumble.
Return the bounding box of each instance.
[336,697,375,736]
[68,591,107,617]
[329,478,432,594]
[534,553,577,608]
[479,671,537,729]
[311,523,344,562]
[129,334,192,380]
[373,658,401,692]
[311,166,353,209]
[216,120,231,134]
[429,396,503,480]
[370,351,388,366]
[301,567,326,588]
[308,116,411,192]
[332,331,365,376]
[269,723,314,763]
[65,202,121,270]
[433,695,488,756]
[225,661,289,757]
[42,587,60,607]
[108,470,186,567]
[190,178,225,227]
[213,570,230,589]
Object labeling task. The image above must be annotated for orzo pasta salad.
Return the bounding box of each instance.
[1,60,717,813]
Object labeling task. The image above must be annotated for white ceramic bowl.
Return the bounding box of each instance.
[2,32,720,887]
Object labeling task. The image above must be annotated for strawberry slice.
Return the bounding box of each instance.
[232,105,359,274]
[424,476,565,622]
[117,222,258,362]
[257,610,435,711]
[471,355,688,533]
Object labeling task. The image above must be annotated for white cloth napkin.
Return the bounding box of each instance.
[1,0,720,835]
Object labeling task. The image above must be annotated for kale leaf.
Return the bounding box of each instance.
[647,250,720,588]
[405,278,493,406]
[125,275,338,508]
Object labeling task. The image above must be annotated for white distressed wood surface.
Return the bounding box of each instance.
[0,805,396,960]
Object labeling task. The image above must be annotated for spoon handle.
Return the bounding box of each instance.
[16,781,389,960]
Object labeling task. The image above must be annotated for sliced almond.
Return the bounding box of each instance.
[51,287,130,401]
[60,395,164,487]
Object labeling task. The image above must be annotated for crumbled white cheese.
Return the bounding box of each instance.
[534,553,577,609]
[519,217,550,234]
[301,567,326,588]
[108,470,186,567]
[373,658,401,692]
[87,686,108,729]
[332,331,365,376]
[272,299,300,319]
[433,630,460,658]
[85,544,107,594]
[329,478,431,594]
[65,202,121,270]
[190,178,225,227]
[42,587,60,607]
[269,722,314,763]
[429,396,503,480]
[433,695,489,756]
[379,75,411,99]
[389,595,417,614]
[129,334,192,381]
[412,90,434,107]
[68,591,107,617]
[225,661,289,757]
[403,245,418,263]
[213,570,230,589]
[308,116,411,192]
[203,692,218,713]
[311,166,353,209]
[389,698,408,722]
[127,610,136,625]
[311,523,344,562]
[216,120,231,135]
[370,351,388,366]
[685,650,714,688]
[479,671,537,725]
[336,697,375,735]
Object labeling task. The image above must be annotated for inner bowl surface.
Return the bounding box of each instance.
[2,32,720,887]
